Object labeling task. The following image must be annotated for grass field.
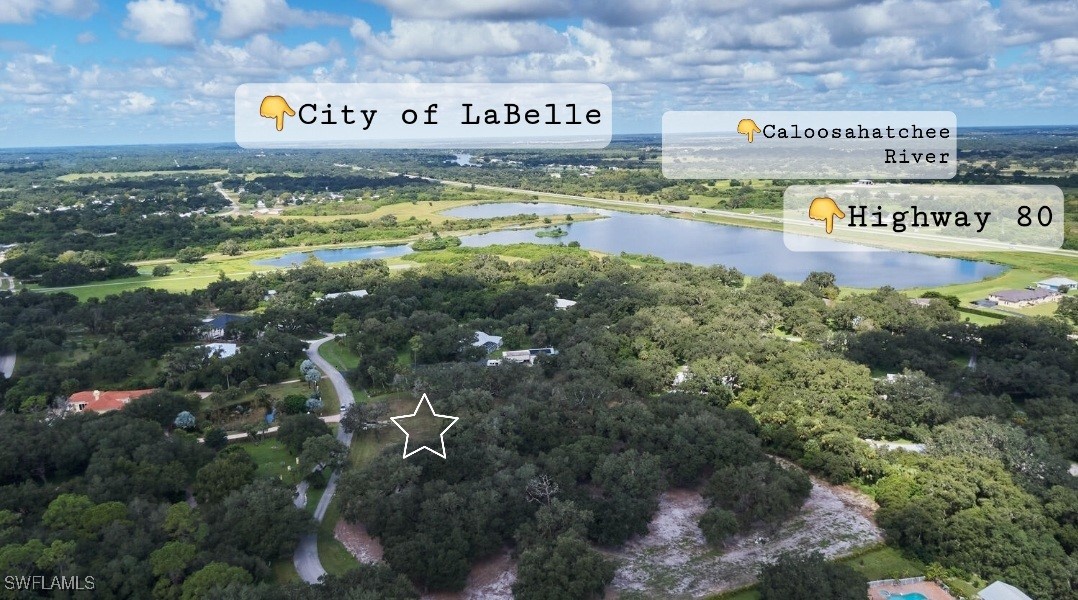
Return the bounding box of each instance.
[56,168,229,181]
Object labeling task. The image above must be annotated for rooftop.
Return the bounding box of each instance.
[322,289,368,301]
[988,288,1056,303]
[202,313,248,329]
[1037,276,1077,288]
[69,389,156,413]
[979,581,1033,600]
[472,331,503,349]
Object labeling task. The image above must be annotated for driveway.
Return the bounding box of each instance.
[293,334,356,584]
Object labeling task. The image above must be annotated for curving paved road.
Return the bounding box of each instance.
[293,334,356,584]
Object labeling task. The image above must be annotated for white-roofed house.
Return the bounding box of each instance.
[320,289,368,301]
[554,297,577,310]
[472,331,503,354]
[978,581,1033,600]
[1036,276,1077,293]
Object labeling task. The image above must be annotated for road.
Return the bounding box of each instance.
[213,181,242,215]
[293,334,356,584]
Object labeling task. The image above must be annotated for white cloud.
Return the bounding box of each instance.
[351,18,566,60]
[816,71,847,90]
[117,91,156,114]
[1038,37,1078,66]
[0,53,77,96]
[0,0,97,24]
[76,31,96,44]
[210,0,347,39]
[123,0,202,47]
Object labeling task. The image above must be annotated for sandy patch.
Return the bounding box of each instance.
[605,477,882,599]
[334,520,384,563]
[422,550,517,600]
[335,520,516,600]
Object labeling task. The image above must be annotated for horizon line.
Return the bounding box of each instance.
[2,124,1076,152]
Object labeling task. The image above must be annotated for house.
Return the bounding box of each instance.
[908,298,933,308]
[472,331,503,353]
[201,342,239,359]
[68,389,155,413]
[1036,276,1077,293]
[320,289,368,301]
[554,297,578,310]
[988,288,1059,307]
[201,314,249,340]
[978,581,1033,600]
[502,347,559,365]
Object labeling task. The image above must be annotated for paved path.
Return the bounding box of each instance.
[213,181,243,216]
[293,334,356,584]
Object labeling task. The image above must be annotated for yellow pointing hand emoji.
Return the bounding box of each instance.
[808,197,845,234]
[737,118,762,143]
[259,95,295,131]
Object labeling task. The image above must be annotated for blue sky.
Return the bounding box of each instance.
[0,0,1075,147]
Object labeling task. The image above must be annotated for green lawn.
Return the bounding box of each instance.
[318,338,360,372]
[240,439,299,484]
[271,559,300,585]
[838,546,924,581]
[317,498,360,576]
[705,546,926,600]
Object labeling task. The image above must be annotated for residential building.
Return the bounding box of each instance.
[987,288,1059,307]
[201,314,248,340]
[978,581,1033,600]
[502,347,559,365]
[472,331,503,353]
[320,289,368,301]
[554,297,578,310]
[68,389,155,413]
[1036,276,1077,293]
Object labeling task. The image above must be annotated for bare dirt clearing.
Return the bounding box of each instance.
[605,477,881,599]
[335,522,517,599]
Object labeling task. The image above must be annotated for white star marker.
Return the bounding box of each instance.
[390,394,459,459]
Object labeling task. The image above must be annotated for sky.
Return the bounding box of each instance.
[0,0,1075,147]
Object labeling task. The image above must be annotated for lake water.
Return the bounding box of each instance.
[256,202,1006,288]
[256,243,413,268]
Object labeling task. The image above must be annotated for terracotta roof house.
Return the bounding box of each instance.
[68,389,155,413]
